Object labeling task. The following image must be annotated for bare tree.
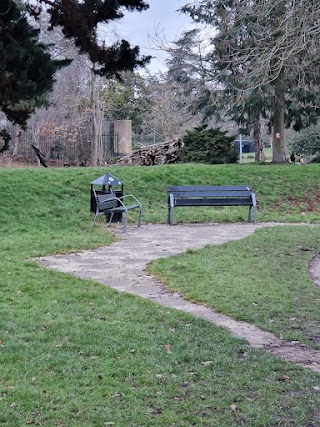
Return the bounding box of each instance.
[141,75,200,142]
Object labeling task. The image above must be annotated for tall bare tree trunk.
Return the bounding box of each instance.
[90,72,98,166]
[271,2,286,163]
[90,71,104,166]
[272,73,286,163]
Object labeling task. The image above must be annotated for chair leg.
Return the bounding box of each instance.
[92,213,99,229]
[108,212,114,227]
[122,210,128,233]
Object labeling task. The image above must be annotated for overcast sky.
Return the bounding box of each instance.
[115,0,194,74]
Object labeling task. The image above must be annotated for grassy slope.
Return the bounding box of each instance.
[0,164,320,426]
[110,163,320,224]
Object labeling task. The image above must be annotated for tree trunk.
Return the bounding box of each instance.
[253,115,263,162]
[90,72,104,166]
[272,67,286,162]
[90,73,98,166]
[12,125,21,156]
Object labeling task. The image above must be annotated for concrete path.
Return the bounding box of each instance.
[37,223,320,373]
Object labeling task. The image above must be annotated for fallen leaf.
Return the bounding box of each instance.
[164,344,171,353]
[230,404,240,421]
[112,393,122,398]
[149,406,162,414]
[282,374,290,382]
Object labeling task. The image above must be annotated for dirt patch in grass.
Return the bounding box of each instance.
[309,253,320,287]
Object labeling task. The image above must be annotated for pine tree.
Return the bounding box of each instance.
[179,126,238,164]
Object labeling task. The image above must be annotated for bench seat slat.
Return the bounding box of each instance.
[174,198,252,207]
[108,204,140,212]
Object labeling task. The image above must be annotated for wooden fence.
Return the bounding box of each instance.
[1,126,120,165]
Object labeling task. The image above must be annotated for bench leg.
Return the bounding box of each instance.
[253,205,256,224]
[250,193,257,223]
[248,206,257,224]
[168,206,174,225]
[138,207,142,228]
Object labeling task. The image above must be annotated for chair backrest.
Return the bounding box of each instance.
[94,191,118,212]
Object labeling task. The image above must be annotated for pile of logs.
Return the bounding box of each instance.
[116,138,182,166]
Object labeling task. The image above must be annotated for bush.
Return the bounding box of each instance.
[178,126,238,164]
[288,125,320,157]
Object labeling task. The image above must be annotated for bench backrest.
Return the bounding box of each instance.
[168,186,252,198]
[167,185,254,206]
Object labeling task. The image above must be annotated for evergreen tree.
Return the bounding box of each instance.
[179,126,238,164]
[181,0,320,163]
[0,0,69,128]
[0,0,150,151]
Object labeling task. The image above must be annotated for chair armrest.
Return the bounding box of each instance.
[118,194,142,207]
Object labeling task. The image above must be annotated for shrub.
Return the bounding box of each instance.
[178,126,238,164]
[288,125,320,158]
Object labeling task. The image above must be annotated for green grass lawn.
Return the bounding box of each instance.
[242,147,272,163]
[0,164,320,426]
[149,225,320,350]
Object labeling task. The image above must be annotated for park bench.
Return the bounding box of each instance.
[167,185,257,225]
[92,189,142,232]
